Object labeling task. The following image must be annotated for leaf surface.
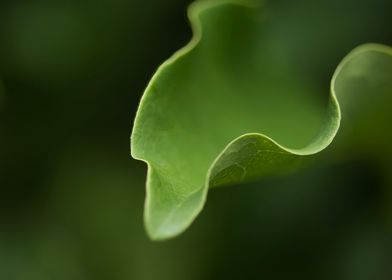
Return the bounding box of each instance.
[131,0,392,240]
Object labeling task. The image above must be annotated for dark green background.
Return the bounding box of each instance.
[0,0,391,279]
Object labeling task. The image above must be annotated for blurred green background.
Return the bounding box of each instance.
[0,0,391,279]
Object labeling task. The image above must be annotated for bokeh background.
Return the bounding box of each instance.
[0,0,391,279]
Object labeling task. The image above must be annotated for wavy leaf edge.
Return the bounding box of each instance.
[130,0,392,240]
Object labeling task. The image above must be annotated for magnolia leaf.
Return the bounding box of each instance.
[131,0,392,240]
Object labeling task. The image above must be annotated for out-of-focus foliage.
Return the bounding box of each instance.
[1,0,392,279]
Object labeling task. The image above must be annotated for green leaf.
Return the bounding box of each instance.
[131,0,392,240]
[332,45,392,160]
